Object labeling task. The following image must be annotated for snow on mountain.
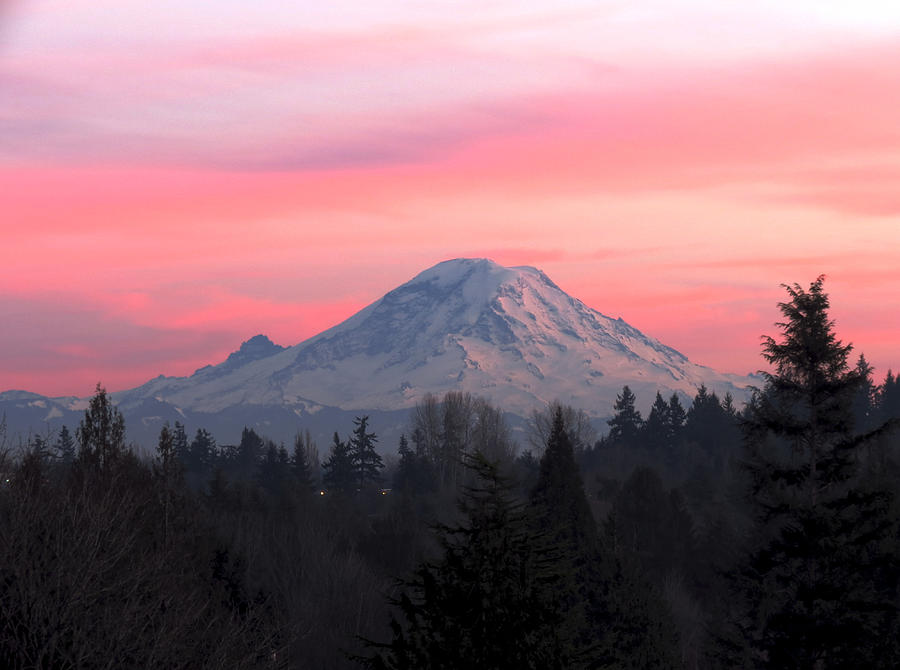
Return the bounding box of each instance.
[117,258,757,417]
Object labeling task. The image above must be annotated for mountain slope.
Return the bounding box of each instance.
[118,258,756,417]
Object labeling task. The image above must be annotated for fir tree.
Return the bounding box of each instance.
[852,353,877,432]
[364,453,569,669]
[236,427,263,480]
[666,393,686,445]
[349,416,383,490]
[291,431,316,494]
[76,383,126,469]
[322,432,354,494]
[643,392,670,452]
[393,433,435,497]
[188,428,216,479]
[726,276,900,668]
[53,425,75,464]
[172,421,189,464]
[528,407,597,663]
[607,385,643,446]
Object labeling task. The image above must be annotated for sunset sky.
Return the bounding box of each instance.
[3,1,900,398]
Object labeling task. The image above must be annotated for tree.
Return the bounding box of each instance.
[236,427,263,481]
[53,425,75,464]
[643,392,671,452]
[172,421,189,464]
[291,431,317,494]
[393,434,435,498]
[528,407,597,662]
[76,383,126,469]
[726,276,900,668]
[185,428,216,488]
[607,386,643,446]
[322,432,354,494]
[532,410,680,669]
[349,416,383,490]
[364,453,569,669]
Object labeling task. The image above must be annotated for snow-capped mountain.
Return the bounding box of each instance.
[117,258,756,419]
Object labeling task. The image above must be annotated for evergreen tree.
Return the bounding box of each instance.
[76,383,126,469]
[53,425,75,464]
[257,440,283,496]
[532,408,680,669]
[291,431,316,494]
[643,392,670,452]
[852,353,877,432]
[172,421,189,464]
[393,433,435,497]
[878,369,900,423]
[188,428,216,479]
[236,427,263,480]
[528,407,597,662]
[666,393,686,445]
[726,276,900,668]
[349,416,383,490]
[322,432,354,494]
[364,453,568,669]
[607,385,643,445]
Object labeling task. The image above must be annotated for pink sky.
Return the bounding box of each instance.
[2,1,900,398]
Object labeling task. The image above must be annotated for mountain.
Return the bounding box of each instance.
[119,258,756,414]
[3,259,757,448]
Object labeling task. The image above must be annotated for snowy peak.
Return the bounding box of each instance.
[117,258,757,416]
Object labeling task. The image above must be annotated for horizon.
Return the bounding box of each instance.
[3,2,900,397]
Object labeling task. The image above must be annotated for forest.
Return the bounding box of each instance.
[2,277,900,669]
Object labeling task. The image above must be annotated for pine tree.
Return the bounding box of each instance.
[291,431,316,494]
[607,385,643,446]
[528,407,597,663]
[172,421,189,464]
[394,433,435,497]
[188,428,216,479]
[76,383,126,469]
[643,392,670,452]
[322,432,354,494]
[236,427,263,481]
[666,393,686,446]
[532,408,680,669]
[53,425,75,464]
[852,353,877,432]
[364,453,568,669]
[726,276,900,668]
[349,416,383,491]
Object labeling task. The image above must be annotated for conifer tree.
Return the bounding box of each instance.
[291,431,316,494]
[394,433,435,497]
[53,425,75,464]
[643,392,670,452]
[187,428,216,480]
[666,393,686,445]
[607,385,643,445]
[349,416,383,490]
[532,408,680,669]
[236,427,263,480]
[364,453,568,669]
[529,407,597,662]
[726,276,900,668]
[322,432,354,494]
[76,383,126,469]
[172,421,189,464]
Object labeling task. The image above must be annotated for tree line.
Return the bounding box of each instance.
[1,276,900,668]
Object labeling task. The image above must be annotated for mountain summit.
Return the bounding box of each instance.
[120,258,754,417]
